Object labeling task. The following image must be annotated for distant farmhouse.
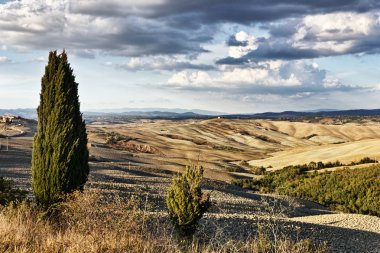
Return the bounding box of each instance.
[0,115,17,123]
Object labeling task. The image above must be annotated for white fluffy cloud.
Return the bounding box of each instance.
[228,31,258,58]
[166,60,339,94]
[293,12,377,54]
[218,11,380,64]
[168,71,213,87]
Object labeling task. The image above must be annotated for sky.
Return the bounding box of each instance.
[1,1,380,113]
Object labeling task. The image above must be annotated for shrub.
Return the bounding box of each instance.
[239,160,250,167]
[234,165,380,216]
[105,132,131,144]
[0,177,26,206]
[225,165,245,173]
[32,50,89,208]
[250,166,266,175]
[166,164,211,237]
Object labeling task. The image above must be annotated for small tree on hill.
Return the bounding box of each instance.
[32,50,89,207]
[166,164,211,238]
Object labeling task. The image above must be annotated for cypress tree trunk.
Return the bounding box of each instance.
[32,50,89,207]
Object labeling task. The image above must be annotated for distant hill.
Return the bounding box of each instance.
[2,108,380,121]
[87,108,224,116]
[223,109,380,119]
[0,108,37,119]
[84,111,211,122]
[0,108,220,120]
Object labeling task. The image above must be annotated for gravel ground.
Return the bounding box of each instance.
[86,161,380,253]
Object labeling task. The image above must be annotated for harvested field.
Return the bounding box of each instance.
[1,118,380,252]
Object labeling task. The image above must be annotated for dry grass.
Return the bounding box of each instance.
[86,118,380,180]
[249,139,380,170]
[9,118,380,182]
[0,190,327,253]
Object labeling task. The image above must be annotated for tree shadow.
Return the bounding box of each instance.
[197,216,380,252]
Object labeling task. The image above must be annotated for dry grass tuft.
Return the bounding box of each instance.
[0,190,327,253]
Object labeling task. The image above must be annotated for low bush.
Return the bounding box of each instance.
[350,157,377,166]
[225,166,246,173]
[166,164,211,237]
[239,160,250,167]
[250,166,266,175]
[105,132,131,144]
[0,177,26,206]
[276,157,378,172]
[233,165,380,216]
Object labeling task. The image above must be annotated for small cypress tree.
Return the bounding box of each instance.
[166,164,211,237]
[32,50,89,207]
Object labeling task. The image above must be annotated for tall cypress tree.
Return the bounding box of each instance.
[32,50,89,207]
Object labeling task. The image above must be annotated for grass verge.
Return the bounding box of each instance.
[0,189,327,253]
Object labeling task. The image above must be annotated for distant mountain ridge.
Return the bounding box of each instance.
[224,109,380,119]
[0,108,222,120]
[88,108,224,115]
[2,108,380,120]
[0,108,37,119]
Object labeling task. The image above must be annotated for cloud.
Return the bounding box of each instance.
[0,56,11,63]
[0,1,212,57]
[114,0,380,25]
[110,57,215,72]
[227,31,259,58]
[218,11,380,63]
[168,71,213,87]
[166,60,356,96]
[1,1,380,59]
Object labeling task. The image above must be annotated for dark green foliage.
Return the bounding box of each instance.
[224,165,246,173]
[250,166,266,175]
[233,165,380,216]
[0,177,26,205]
[166,164,211,237]
[238,160,267,174]
[350,157,377,165]
[239,160,250,167]
[272,157,378,172]
[105,132,131,144]
[32,50,89,208]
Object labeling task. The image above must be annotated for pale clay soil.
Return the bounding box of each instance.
[1,119,380,252]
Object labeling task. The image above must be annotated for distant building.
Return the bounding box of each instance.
[1,115,15,123]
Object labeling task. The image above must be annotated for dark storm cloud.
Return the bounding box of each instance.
[2,0,380,58]
[227,35,248,47]
[68,0,380,58]
[216,57,250,65]
[72,0,380,24]
[217,41,322,64]
[262,19,300,38]
[218,10,380,64]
